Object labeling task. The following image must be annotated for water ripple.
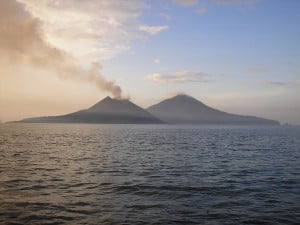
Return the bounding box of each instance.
[0,123,299,224]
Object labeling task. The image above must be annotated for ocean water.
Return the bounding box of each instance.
[0,123,299,225]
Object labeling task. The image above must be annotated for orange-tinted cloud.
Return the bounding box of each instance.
[146,71,210,84]
[0,0,122,98]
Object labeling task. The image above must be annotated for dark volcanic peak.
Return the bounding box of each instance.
[20,96,162,124]
[166,94,207,106]
[87,96,149,116]
[172,94,195,100]
[147,94,279,125]
[18,95,279,125]
[89,96,125,110]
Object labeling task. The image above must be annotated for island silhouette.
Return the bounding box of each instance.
[148,95,279,125]
[19,95,279,125]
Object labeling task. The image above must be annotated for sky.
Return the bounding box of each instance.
[0,0,299,124]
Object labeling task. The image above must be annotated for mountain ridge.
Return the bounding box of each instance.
[18,95,280,125]
[147,94,280,125]
[20,96,162,124]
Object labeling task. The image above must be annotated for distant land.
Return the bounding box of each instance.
[18,95,279,125]
[19,97,162,124]
[148,95,279,125]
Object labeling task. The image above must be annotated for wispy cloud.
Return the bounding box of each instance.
[212,0,258,5]
[245,66,270,74]
[1,0,123,98]
[263,80,300,89]
[172,0,199,6]
[159,13,172,20]
[172,0,258,8]
[17,0,145,61]
[139,25,169,35]
[146,71,210,84]
[154,58,161,64]
[264,81,287,88]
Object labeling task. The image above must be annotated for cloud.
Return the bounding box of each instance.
[263,80,300,89]
[146,71,209,84]
[172,0,257,8]
[154,58,161,64]
[159,13,172,20]
[245,66,270,74]
[212,0,257,5]
[139,25,169,35]
[172,0,199,6]
[17,0,144,61]
[0,0,122,98]
[264,81,287,88]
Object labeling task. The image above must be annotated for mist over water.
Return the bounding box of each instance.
[0,124,299,224]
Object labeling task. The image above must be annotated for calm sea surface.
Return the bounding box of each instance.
[0,123,299,225]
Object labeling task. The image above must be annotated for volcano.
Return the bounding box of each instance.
[21,97,162,124]
[147,94,279,125]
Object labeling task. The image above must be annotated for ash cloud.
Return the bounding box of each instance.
[0,0,122,99]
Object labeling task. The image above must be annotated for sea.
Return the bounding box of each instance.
[0,123,299,225]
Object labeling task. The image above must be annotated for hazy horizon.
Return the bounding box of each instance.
[0,0,299,124]
[1,2,300,223]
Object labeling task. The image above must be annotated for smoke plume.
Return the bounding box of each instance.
[0,0,122,99]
